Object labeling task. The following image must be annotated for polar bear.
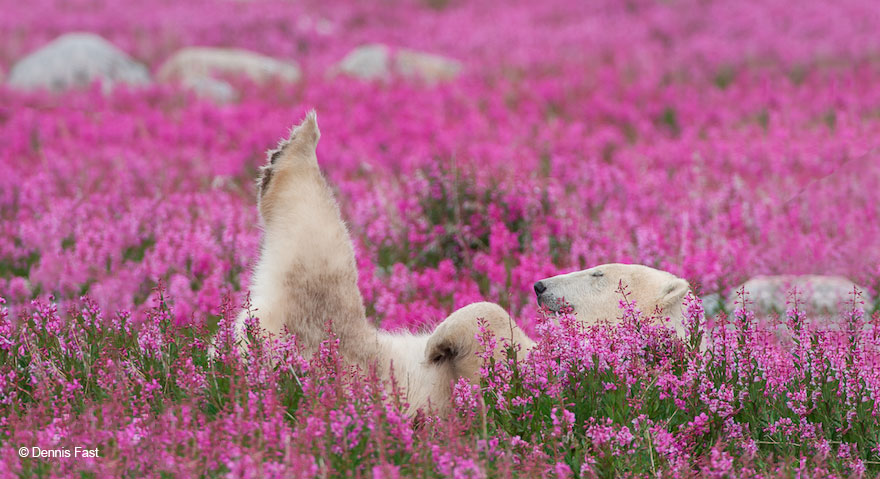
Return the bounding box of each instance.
[234,111,534,413]
[533,263,691,337]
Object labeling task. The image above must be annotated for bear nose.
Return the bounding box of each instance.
[534,281,547,296]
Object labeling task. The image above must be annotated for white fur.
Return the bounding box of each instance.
[535,263,691,337]
[230,112,534,414]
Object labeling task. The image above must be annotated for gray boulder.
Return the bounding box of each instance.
[335,43,392,80]
[335,44,462,82]
[8,32,150,92]
[724,275,873,316]
[156,47,302,102]
[394,48,462,82]
[178,75,238,103]
[699,293,723,317]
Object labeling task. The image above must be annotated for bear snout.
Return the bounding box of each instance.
[534,281,547,296]
[536,292,565,313]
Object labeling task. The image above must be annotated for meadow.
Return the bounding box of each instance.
[1,0,879,476]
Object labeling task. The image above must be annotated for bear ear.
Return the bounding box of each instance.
[660,277,690,308]
[426,337,461,365]
[426,326,474,365]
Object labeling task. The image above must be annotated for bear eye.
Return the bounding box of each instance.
[591,271,604,277]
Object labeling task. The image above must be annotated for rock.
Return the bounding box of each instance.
[157,47,301,102]
[157,47,301,85]
[335,43,392,80]
[724,275,873,316]
[394,48,462,82]
[699,293,723,317]
[335,44,462,82]
[8,32,150,92]
[180,75,238,103]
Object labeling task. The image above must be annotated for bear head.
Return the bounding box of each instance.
[425,302,534,385]
[533,263,690,331]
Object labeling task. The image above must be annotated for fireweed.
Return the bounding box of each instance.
[0,286,878,477]
[3,0,880,476]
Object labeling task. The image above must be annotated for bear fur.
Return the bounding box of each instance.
[533,263,691,337]
[235,112,534,414]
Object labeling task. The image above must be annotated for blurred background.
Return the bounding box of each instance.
[1,0,879,330]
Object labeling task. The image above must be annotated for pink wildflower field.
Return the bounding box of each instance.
[1,0,880,477]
